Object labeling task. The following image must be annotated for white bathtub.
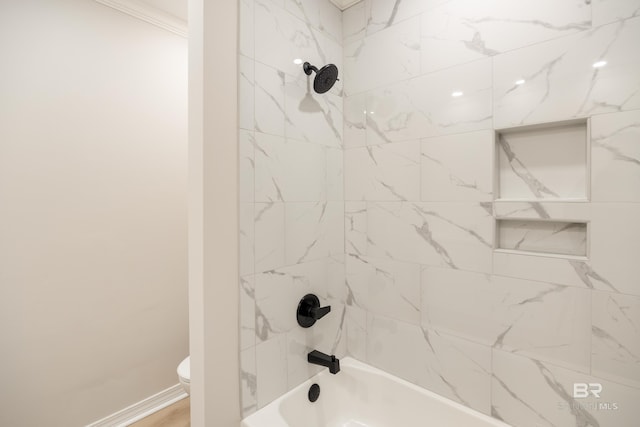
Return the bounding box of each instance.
[242,357,511,427]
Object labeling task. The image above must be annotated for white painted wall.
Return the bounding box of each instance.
[0,1,188,426]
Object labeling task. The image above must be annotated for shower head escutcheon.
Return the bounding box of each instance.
[303,62,339,94]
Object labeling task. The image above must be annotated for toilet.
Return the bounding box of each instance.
[177,356,190,394]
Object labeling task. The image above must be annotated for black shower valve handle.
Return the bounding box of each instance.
[297,294,331,328]
[310,304,331,320]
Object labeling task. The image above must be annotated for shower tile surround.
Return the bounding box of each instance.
[239,0,346,416]
[238,0,640,426]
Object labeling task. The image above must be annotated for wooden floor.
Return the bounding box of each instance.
[130,397,190,427]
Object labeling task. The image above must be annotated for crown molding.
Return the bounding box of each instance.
[329,0,362,10]
[95,0,187,38]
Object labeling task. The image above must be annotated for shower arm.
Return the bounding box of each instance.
[303,62,318,76]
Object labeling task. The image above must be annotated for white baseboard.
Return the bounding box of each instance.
[86,384,188,427]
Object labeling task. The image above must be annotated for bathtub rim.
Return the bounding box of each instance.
[241,356,511,427]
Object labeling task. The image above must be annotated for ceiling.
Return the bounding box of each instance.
[102,0,365,33]
[124,0,362,22]
[135,0,363,19]
[329,0,362,10]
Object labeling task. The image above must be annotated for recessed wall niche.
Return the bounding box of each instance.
[495,119,588,201]
[497,219,587,257]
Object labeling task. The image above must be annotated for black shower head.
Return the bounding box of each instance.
[303,62,339,94]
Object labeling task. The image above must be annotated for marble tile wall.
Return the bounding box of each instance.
[238,0,346,417]
[239,0,640,424]
[341,1,640,427]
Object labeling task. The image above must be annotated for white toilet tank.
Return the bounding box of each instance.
[177,356,190,394]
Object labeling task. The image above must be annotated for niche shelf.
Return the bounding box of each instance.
[496,219,587,257]
[495,119,589,201]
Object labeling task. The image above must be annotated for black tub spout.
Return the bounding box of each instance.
[308,350,340,374]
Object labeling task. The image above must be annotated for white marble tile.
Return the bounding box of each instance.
[345,140,421,201]
[497,122,588,200]
[325,147,343,201]
[488,276,590,370]
[322,302,348,360]
[285,0,342,42]
[366,314,430,384]
[367,202,493,273]
[345,201,367,256]
[493,250,601,290]
[262,0,285,10]
[241,347,257,417]
[492,350,640,427]
[286,299,346,388]
[343,93,367,148]
[367,314,492,414]
[591,203,640,296]
[254,202,285,273]
[421,130,494,202]
[593,0,640,27]
[239,129,255,202]
[422,267,591,372]
[592,291,640,388]
[344,17,420,95]
[342,0,366,44]
[344,254,368,309]
[422,268,493,343]
[262,0,285,8]
[322,305,348,360]
[367,202,421,263]
[346,305,367,361]
[285,331,326,388]
[239,56,255,131]
[365,58,492,144]
[285,201,344,265]
[285,72,343,147]
[254,133,325,202]
[256,335,288,408]
[239,0,255,59]
[241,275,256,350]
[240,203,255,277]
[254,0,342,88]
[364,0,438,36]
[255,259,328,342]
[591,110,640,202]
[254,62,285,136]
[421,0,590,74]
[418,329,492,415]
[327,254,346,302]
[345,254,421,324]
[493,18,640,128]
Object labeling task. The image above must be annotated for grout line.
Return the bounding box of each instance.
[589,288,593,377]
